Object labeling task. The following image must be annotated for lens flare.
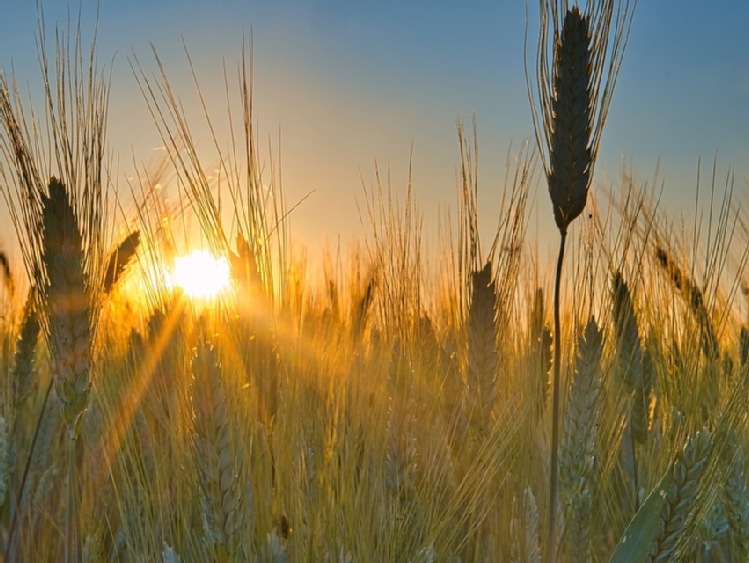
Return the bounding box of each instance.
[170,250,230,298]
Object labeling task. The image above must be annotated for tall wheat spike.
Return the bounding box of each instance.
[42,177,95,563]
[41,178,93,435]
[559,317,602,561]
[467,261,499,425]
[527,2,635,558]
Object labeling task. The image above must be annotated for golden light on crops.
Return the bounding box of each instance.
[169,250,231,298]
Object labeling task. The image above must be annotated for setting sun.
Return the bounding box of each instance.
[169,250,231,298]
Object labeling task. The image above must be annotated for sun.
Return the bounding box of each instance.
[169,250,231,298]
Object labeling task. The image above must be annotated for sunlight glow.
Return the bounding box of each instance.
[170,251,231,298]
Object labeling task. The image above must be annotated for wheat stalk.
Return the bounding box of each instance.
[528,2,636,558]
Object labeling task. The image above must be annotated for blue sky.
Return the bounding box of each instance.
[1,1,747,260]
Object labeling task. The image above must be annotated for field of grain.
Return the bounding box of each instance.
[0,2,748,562]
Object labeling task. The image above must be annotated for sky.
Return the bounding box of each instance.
[0,1,748,266]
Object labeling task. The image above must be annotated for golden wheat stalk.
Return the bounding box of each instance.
[527,2,636,559]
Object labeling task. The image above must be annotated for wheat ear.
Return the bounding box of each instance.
[191,336,245,559]
[12,288,40,413]
[466,261,499,426]
[722,443,749,559]
[530,288,552,415]
[102,230,140,294]
[648,429,713,562]
[655,247,718,360]
[559,317,602,560]
[0,251,15,301]
[512,486,542,563]
[41,177,93,436]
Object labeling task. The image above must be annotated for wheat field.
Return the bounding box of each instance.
[0,2,748,562]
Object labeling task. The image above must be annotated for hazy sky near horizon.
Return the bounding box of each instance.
[1,1,748,262]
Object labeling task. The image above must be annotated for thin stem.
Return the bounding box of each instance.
[629,413,640,512]
[66,433,80,563]
[547,230,566,563]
